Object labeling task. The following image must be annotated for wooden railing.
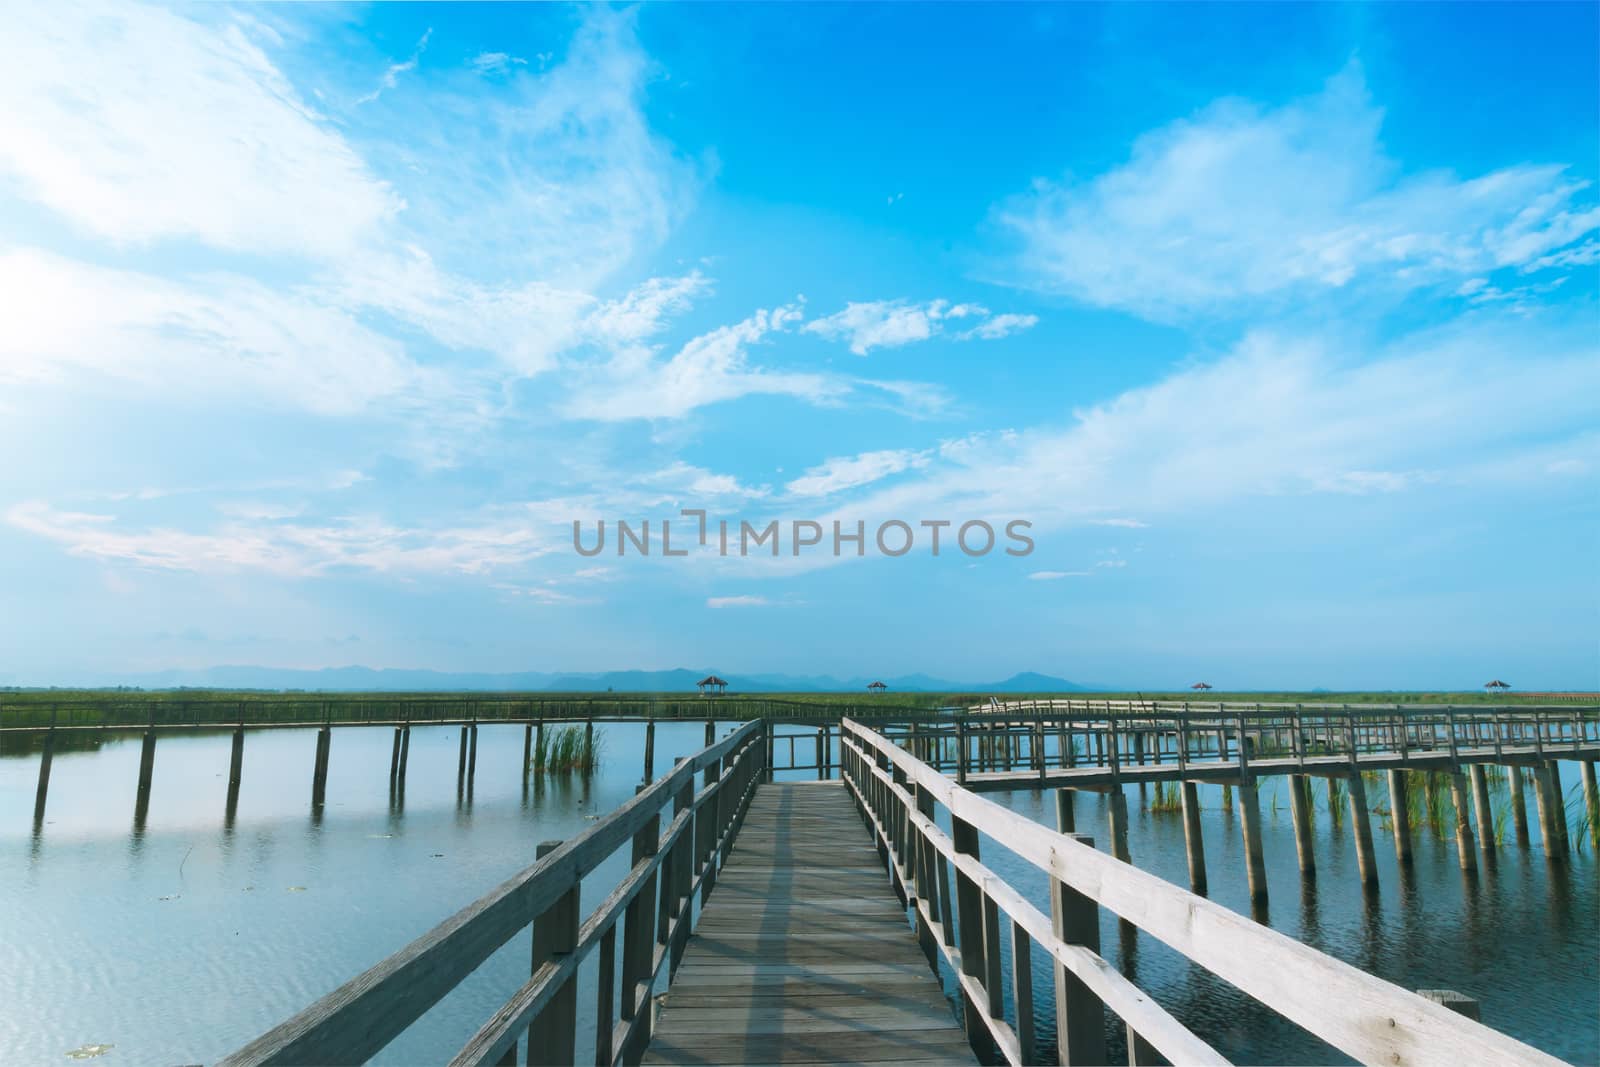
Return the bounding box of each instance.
[218,720,766,1067]
[838,717,1567,1067]
[887,704,1600,781]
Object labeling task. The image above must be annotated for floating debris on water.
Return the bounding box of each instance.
[365,833,394,839]
[157,894,180,902]
[65,1044,113,1060]
[286,886,307,892]
[431,853,444,858]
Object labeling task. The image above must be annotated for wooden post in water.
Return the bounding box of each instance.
[1582,762,1600,851]
[1347,772,1379,890]
[34,726,57,821]
[521,723,532,780]
[1108,787,1131,864]
[311,726,331,807]
[1448,772,1478,874]
[228,727,246,810]
[135,729,158,814]
[1181,781,1207,893]
[955,720,968,786]
[1508,766,1530,847]
[643,719,656,783]
[397,725,410,790]
[1052,832,1108,1066]
[1055,788,1075,834]
[527,840,578,1066]
[1289,774,1317,876]
[950,814,995,1064]
[456,725,468,795]
[1235,714,1268,905]
[1469,764,1495,851]
[1387,770,1412,866]
[466,724,478,794]
[387,727,401,792]
[1547,761,1571,856]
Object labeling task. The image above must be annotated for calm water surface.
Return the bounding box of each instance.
[2,725,1596,1065]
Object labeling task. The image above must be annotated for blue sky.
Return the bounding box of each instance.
[1,2,1596,689]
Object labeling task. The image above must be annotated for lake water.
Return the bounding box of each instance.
[2,723,1595,1065]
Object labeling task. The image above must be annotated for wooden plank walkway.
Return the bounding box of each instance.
[645,781,975,1066]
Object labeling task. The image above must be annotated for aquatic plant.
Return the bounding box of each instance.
[1150,781,1182,813]
[530,724,604,776]
[1327,777,1347,827]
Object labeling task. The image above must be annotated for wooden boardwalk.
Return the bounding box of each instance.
[645,781,975,1066]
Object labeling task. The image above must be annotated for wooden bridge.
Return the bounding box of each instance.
[208,708,1591,1067]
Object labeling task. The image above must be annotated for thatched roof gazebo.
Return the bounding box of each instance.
[867,681,887,692]
[1484,679,1511,691]
[697,674,729,696]
[1191,682,1213,691]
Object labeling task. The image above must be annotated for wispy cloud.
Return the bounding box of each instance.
[357,28,431,104]
[785,449,930,497]
[469,51,527,76]
[997,61,1600,319]
[805,299,1037,354]
[706,595,770,608]
[1028,570,1089,580]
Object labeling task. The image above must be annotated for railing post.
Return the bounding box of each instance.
[1052,832,1107,1066]
[912,782,943,970]
[528,840,578,1067]
[950,814,995,1064]
[620,784,660,1063]
[667,758,694,977]
[698,750,723,906]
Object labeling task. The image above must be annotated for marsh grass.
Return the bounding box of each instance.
[1151,781,1182,813]
[1327,778,1347,827]
[530,724,603,776]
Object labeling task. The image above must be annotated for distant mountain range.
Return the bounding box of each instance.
[10,664,1098,694]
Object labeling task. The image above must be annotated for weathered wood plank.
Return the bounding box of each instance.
[645,782,971,1067]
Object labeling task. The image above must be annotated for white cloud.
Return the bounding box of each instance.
[997,62,1600,318]
[706,595,770,608]
[1095,559,1128,569]
[469,51,526,76]
[805,300,1038,354]
[0,1,402,259]
[791,312,1599,542]
[357,28,431,105]
[1028,570,1089,580]
[958,313,1039,341]
[0,248,438,416]
[1087,518,1148,528]
[570,303,843,420]
[7,500,561,577]
[785,449,930,497]
[645,462,768,498]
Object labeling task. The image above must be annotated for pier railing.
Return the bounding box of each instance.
[218,720,765,1067]
[838,716,1567,1067]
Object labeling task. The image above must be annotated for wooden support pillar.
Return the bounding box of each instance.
[1289,774,1317,876]
[1108,787,1131,864]
[1582,762,1600,852]
[950,814,995,1064]
[456,725,469,794]
[1508,766,1530,847]
[34,728,57,820]
[397,725,410,789]
[1469,764,1495,850]
[1347,772,1379,891]
[643,719,656,783]
[311,726,331,807]
[135,729,158,813]
[1448,772,1478,874]
[387,727,402,791]
[528,840,578,1066]
[1181,780,1207,894]
[466,724,478,793]
[1548,761,1571,855]
[227,727,246,810]
[1237,779,1268,905]
[1387,770,1412,866]
[522,723,532,780]
[1055,788,1075,834]
[1052,832,1107,1066]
